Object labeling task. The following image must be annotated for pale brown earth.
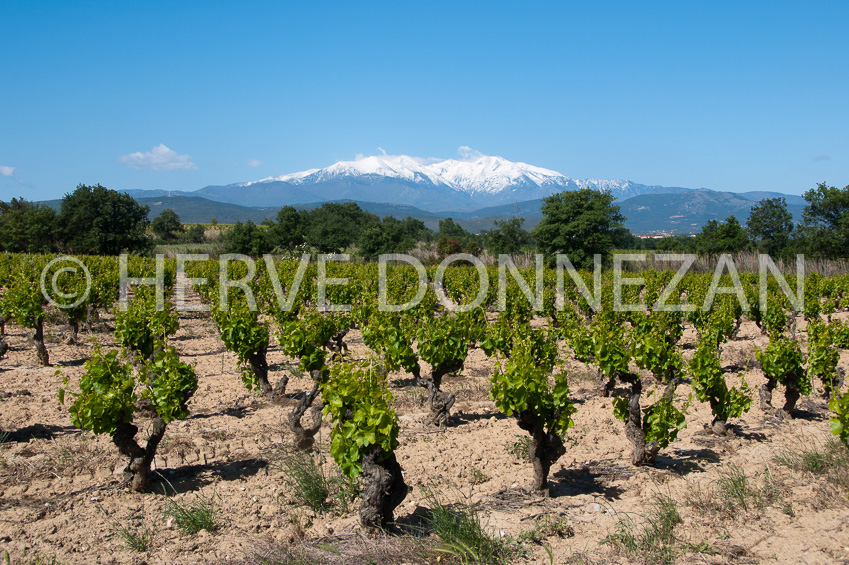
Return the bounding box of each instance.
[1,301,849,564]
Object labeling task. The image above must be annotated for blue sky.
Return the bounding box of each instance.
[1,1,847,202]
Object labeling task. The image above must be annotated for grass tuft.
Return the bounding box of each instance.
[505,435,530,461]
[604,493,681,565]
[278,451,333,513]
[162,488,222,535]
[774,438,849,494]
[116,521,157,553]
[421,485,520,565]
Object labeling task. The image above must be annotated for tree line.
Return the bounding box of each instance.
[2,182,849,262]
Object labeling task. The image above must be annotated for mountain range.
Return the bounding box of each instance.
[119,153,807,235]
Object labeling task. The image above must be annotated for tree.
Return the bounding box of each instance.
[798,182,849,259]
[693,216,750,255]
[304,202,377,253]
[184,223,206,243]
[359,216,431,259]
[747,197,794,257]
[58,184,151,255]
[270,205,306,250]
[485,217,533,255]
[437,218,469,240]
[531,188,627,269]
[151,208,184,241]
[222,220,271,255]
[0,198,57,253]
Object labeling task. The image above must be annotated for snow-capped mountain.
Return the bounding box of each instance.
[125,152,676,211]
[248,154,578,196]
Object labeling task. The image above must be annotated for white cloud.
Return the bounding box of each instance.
[246,158,262,168]
[0,166,15,177]
[117,144,197,171]
[457,146,484,160]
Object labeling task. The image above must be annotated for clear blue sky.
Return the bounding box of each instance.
[1,1,847,202]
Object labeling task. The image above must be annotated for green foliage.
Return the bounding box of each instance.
[689,339,751,421]
[588,319,630,379]
[58,184,152,255]
[61,348,136,435]
[747,197,794,257]
[139,346,198,423]
[151,208,184,241]
[799,182,849,259]
[269,205,306,250]
[322,361,399,480]
[4,278,45,327]
[693,215,751,255]
[416,315,472,375]
[304,201,378,253]
[114,291,179,358]
[756,337,810,395]
[212,299,269,390]
[807,320,840,390]
[0,198,57,253]
[630,313,683,382]
[532,188,627,269]
[222,220,272,256]
[361,311,419,374]
[642,395,687,449]
[489,334,575,438]
[276,309,346,374]
[60,344,197,434]
[485,217,533,255]
[830,391,849,448]
[359,216,432,258]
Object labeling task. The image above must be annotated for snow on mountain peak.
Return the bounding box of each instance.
[247,150,577,195]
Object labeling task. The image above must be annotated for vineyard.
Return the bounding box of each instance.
[1,252,849,564]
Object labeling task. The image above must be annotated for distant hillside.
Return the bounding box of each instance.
[39,190,808,236]
[619,191,805,235]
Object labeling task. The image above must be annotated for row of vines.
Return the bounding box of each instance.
[2,252,849,531]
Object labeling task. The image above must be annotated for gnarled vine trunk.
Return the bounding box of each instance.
[66,317,79,345]
[249,349,271,394]
[112,418,167,492]
[289,374,323,451]
[33,317,48,366]
[708,397,730,436]
[517,411,566,495]
[359,445,407,531]
[759,377,802,419]
[415,363,459,428]
[618,372,676,466]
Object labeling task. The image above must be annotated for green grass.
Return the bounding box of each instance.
[278,451,333,513]
[421,486,520,565]
[603,494,682,565]
[116,521,157,553]
[715,464,784,513]
[774,438,849,492]
[162,488,222,535]
[505,435,530,461]
[518,513,573,544]
[3,550,63,565]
